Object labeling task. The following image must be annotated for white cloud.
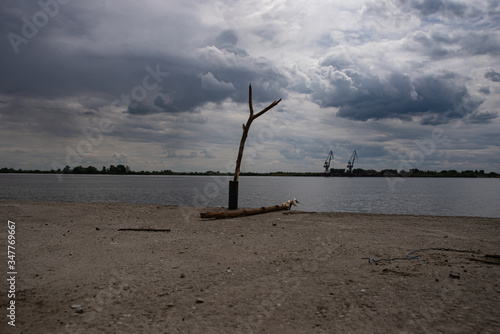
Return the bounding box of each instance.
[200,72,235,92]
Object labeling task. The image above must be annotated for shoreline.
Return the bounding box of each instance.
[1,199,499,219]
[1,200,499,333]
[1,171,500,178]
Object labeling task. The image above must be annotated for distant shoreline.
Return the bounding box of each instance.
[1,168,499,178]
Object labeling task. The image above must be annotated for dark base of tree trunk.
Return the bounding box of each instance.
[228,181,239,210]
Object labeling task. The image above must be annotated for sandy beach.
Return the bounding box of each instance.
[1,200,499,333]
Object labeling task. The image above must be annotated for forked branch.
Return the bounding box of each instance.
[233,84,282,182]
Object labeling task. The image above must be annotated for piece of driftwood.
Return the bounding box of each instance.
[118,228,171,232]
[469,254,500,265]
[202,198,299,219]
[485,254,500,259]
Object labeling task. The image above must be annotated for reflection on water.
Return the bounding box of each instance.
[1,174,499,218]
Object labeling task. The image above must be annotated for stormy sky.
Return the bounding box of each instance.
[1,0,499,173]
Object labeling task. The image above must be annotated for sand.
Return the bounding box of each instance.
[1,200,499,334]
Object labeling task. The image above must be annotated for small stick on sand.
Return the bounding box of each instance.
[118,228,171,232]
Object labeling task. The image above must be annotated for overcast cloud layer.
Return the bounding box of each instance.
[1,0,499,173]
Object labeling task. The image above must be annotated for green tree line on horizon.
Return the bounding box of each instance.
[0,165,499,178]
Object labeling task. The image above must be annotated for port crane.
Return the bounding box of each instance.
[346,150,358,174]
[324,150,333,173]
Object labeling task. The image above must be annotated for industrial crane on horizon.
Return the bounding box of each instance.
[346,150,358,174]
[324,150,333,173]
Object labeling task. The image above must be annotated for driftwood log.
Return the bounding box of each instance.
[118,228,171,232]
[202,198,299,219]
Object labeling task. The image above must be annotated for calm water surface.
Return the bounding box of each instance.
[1,174,499,218]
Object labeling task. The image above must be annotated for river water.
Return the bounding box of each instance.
[1,174,499,218]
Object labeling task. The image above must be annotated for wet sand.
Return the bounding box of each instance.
[1,200,499,333]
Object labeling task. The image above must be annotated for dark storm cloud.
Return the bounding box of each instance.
[405,30,500,59]
[124,54,287,115]
[214,30,249,57]
[485,69,500,82]
[0,2,173,100]
[478,86,491,95]
[1,49,157,99]
[0,3,286,119]
[0,97,84,137]
[466,110,498,123]
[398,0,481,19]
[461,32,500,56]
[311,65,489,124]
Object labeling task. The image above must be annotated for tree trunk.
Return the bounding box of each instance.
[229,84,281,210]
[233,84,282,183]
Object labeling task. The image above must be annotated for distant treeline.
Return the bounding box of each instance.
[0,166,498,178]
[265,168,499,178]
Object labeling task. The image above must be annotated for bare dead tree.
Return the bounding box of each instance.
[234,84,282,182]
[228,84,282,209]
